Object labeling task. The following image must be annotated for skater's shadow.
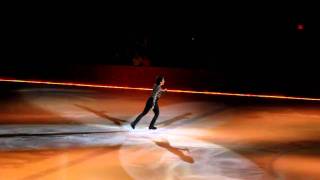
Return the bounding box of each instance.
[154,139,194,163]
[158,112,192,127]
[74,104,127,126]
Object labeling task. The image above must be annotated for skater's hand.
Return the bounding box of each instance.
[163,88,168,92]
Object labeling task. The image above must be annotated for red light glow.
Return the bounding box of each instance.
[0,78,320,101]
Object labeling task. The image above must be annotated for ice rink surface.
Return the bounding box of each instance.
[0,87,319,179]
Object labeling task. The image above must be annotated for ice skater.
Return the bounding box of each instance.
[130,76,167,130]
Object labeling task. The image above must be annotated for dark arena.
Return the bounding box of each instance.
[1,3,320,180]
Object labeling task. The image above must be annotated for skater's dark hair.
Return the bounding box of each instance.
[155,76,164,85]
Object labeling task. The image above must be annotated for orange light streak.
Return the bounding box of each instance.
[1,78,320,101]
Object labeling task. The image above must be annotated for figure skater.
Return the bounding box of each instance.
[130,76,167,130]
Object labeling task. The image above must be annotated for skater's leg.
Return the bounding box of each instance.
[149,101,159,129]
[131,98,153,128]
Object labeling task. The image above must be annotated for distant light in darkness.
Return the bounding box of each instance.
[297,23,304,31]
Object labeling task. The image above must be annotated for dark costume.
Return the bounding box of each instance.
[131,84,165,129]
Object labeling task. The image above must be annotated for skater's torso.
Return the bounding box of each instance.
[150,84,164,103]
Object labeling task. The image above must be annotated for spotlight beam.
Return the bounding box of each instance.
[1,78,320,101]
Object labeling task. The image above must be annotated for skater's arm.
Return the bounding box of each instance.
[160,87,167,96]
[161,88,168,92]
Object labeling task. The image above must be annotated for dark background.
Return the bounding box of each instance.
[1,2,319,97]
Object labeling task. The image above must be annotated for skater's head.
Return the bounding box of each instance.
[155,76,165,86]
